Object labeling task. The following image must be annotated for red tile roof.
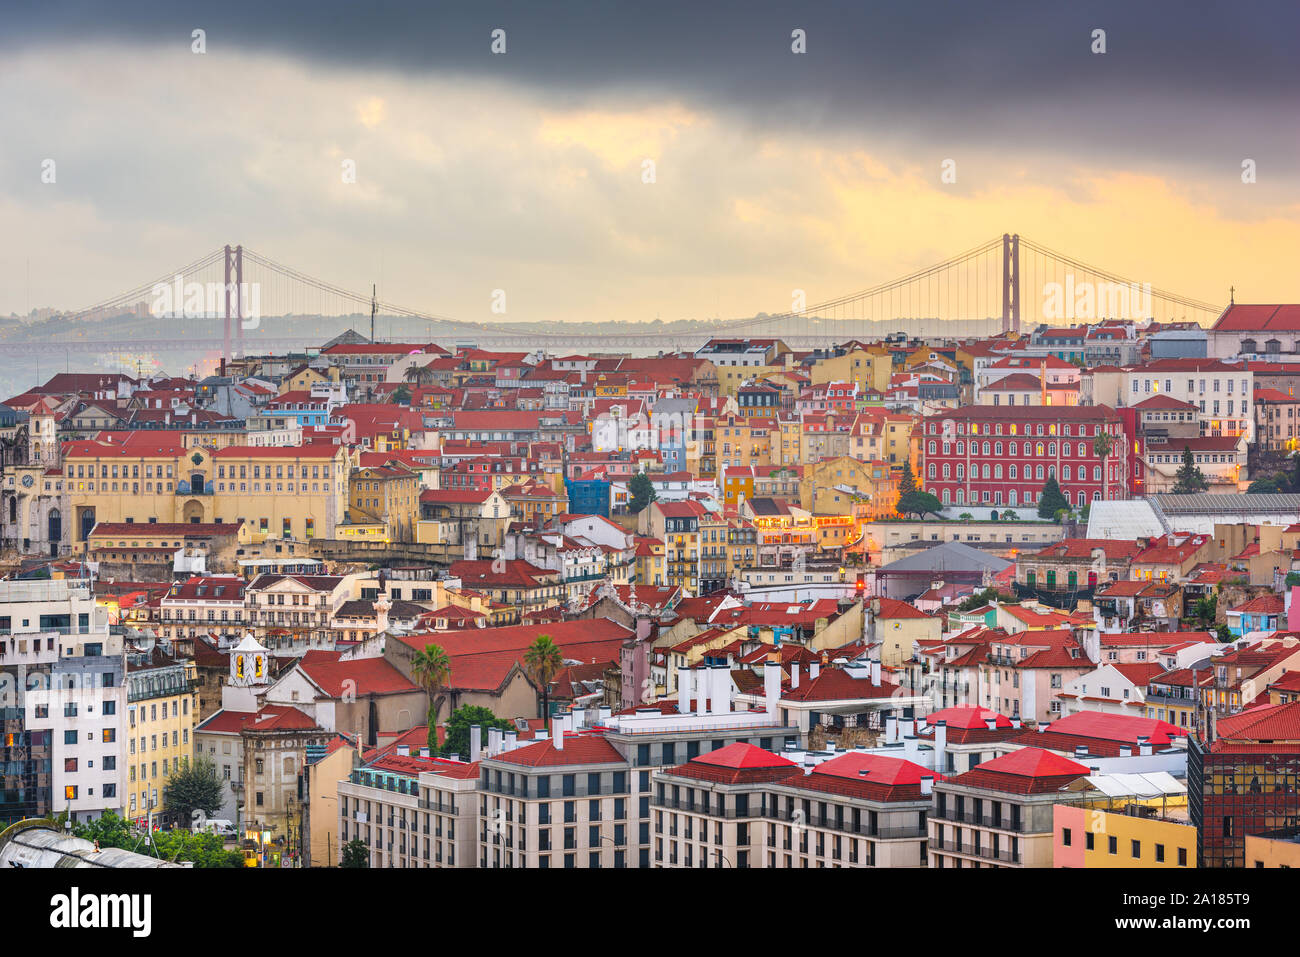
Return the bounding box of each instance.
[297,651,419,697]
[490,734,626,768]
[949,747,1091,794]
[1214,700,1300,744]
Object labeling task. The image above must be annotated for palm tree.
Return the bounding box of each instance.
[410,644,451,750]
[404,362,435,387]
[523,634,564,730]
[1093,429,1114,501]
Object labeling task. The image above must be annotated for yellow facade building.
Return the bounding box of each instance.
[126,651,200,822]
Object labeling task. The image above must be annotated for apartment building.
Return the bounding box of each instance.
[920,405,1130,511]
[125,647,199,824]
[928,747,1091,868]
[653,744,936,868]
[157,575,248,641]
[0,578,107,823]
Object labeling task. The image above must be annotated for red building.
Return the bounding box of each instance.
[920,406,1131,511]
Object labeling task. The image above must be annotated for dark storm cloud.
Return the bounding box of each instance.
[8,0,1299,162]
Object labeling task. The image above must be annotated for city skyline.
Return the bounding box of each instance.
[2,1,1298,325]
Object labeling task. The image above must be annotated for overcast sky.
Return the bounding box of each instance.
[2,0,1297,324]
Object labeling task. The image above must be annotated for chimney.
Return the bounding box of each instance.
[1038,721,1051,734]
[598,705,612,724]
[933,720,947,772]
[810,661,820,681]
[1119,745,1133,757]
[419,747,430,759]
[397,745,410,756]
[716,666,732,714]
[469,725,481,763]
[536,730,549,743]
[1011,717,1021,729]
[678,667,693,714]
[791,664,800,689]
[920,774,934,797]
[764,662,781,714]
[903,734,919,759]
[487,727,501,757]
[870,658,881,688]
[505,730,518,751]
[449,754,460,762]
[984,716,997,731]
[885,713,899,745]
[573,706,587,729]
[1074,746,1090,758]
[1138,735,1152,756]
[554,714,567,750]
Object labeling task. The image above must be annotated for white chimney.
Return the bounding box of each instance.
[1038,721,1051,734]
[397,745,409,756]
[886,714,899,745]
[505,730,518,751]
[1119,745,1133,757]
[598,705,612,724]
[920,774,934,797]
[1011,717,1021,729]
[984,717,997,732]
[419,747,430,759]
[763,662,781,714]
[870,658,881,688]
[810,661,820,680]
[678,667,693,714]
[488,727,501,757]
[469,725,481,763]
[696,672,709,716]
[536,730,549,742]
[933,720,948,772]
[716,665,732,714]
[791,664,800,689]
[573,706,587,729]
[903,735,919,758]
[1138,735,1152,756]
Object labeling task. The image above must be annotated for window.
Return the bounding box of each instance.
[1108,835,1117,854]
[1062,828,1072,847]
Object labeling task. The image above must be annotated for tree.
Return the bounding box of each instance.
[72,811,138,851]
[410,644,452,754]
[1191,594,1217,627]
[523,634,564,729]
[341,838,370,868]
[1172,445,1209,494]
[897,459,918,499]
[161,757,224,824]
[958,512,974,522]
[1037,476,1070,520]
[440,704,515,758]
[151,830,244,868]
[628,472,657,513]
[957,587,1016,612]
[1215,623,1233,643]
[404,362,435,387]
[896,489,944,519]
[1000,509,1017,521]
[1093,429,1114,500]
[390,384,412,405]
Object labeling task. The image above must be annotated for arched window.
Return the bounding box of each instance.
[928,441,937,454]
[1094,466,1101,481]
[1036,465,1044,479]
[1048,466,1056,479]
[956,464,964,479]
[928,463,936,478]
[957,441,965,454]
[982,464,991,479]
[983,442,991,456]
[1010,442,1018,456]
[1063,465,1071,480]
[994,464,1002,479]
[1078,443,1087,456]
[1009,465,1018,479]
[942,488,951,504]
[1048,442,1057,456]
[942,463,950,479]
[995,442,1003,456]
[956,488,965,504]
[1009,489,1018,506]
[1036,442,1045,456]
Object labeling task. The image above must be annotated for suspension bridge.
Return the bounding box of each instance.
[9,234,1227,361]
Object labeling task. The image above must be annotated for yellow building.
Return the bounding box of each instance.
[126,651,199,822]
[776,415,802,466]
[1053,804,1196,868]
[1245,831,1300,868]
[799,456,896,519]
[279,364,339,394]
[66,435,353,544]
[714,414,777,471]
[809,345,893,394]
[347,464,420,542]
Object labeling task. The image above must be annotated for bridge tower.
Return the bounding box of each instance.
[1001,233,1020,335]
[223,244,244,364]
